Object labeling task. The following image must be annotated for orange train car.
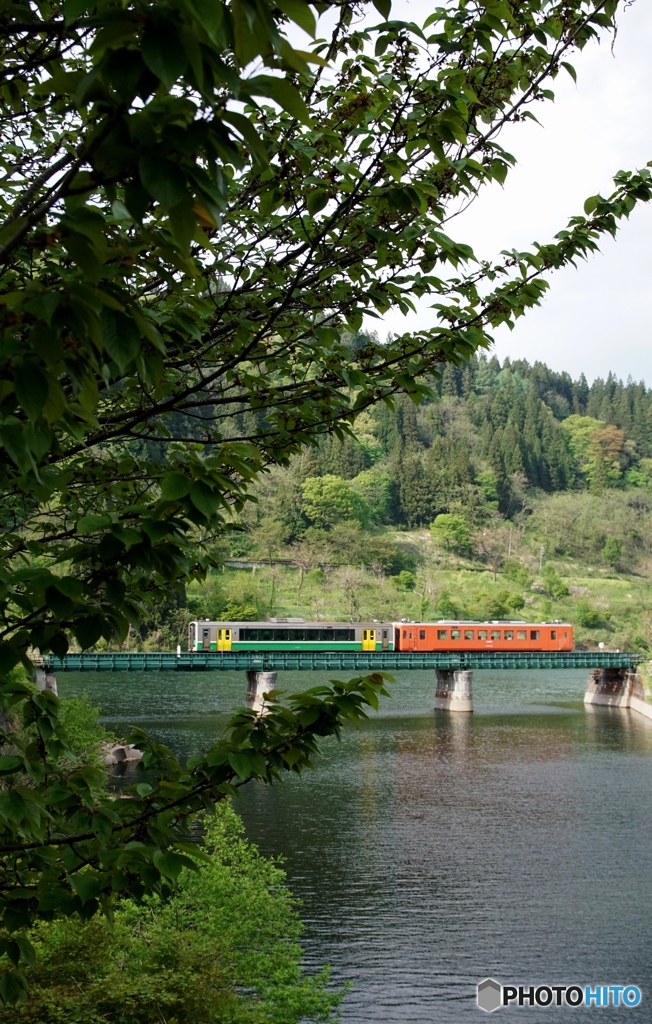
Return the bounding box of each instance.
[394,621,573,653]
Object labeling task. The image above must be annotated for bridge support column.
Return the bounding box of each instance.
[246,670,277,714]
[584,667,637,709]
[33,667,57,696]
[434,669,473,712]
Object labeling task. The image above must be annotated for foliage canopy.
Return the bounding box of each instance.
[1,0,650,668]
[1,802,340,1024]
[0,667,389,1001]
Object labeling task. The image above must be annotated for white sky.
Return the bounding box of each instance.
[373,0,652,384]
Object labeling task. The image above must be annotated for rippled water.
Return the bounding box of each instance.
[58,668,652,1020]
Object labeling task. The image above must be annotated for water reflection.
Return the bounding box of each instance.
[58,669,652,1021]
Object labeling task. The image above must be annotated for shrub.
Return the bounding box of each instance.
[394,570,417,592]
[3,804,341,1024]
[503,560,530,586]
[541,565,570,600]
[302,476,371,529]
[58,695,116,768]
[574,599,603,628]
[601,537,622,568]
[430,513,471,554]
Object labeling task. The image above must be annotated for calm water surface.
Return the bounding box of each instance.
[58,668,652,1020]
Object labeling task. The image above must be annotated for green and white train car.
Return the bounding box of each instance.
[188,618,394,652]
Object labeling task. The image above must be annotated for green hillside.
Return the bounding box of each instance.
[123,354,652,655]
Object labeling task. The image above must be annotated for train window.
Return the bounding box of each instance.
[260,629,274,641]
[491,630,501,640]
[437,630,447,639]
[530,630,540,640]
[478,629,487,639]
[383,630,388,638]
[564,631,568,638]
[550,630,557,639]
[242,629,258,641]
[203,629,209,639]
[419,630,426,640]
[517,630,527,640]
[403,630,406,638]
[304,630,319,640]
[464,629,474,640]
[274,629,289,641]
[504,630,513,640]
[451,629,461,640]
[319,630,337,641]
[333,629,351,641]
[408,631,412,639]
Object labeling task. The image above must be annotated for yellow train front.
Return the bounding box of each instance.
[188,619,394,652]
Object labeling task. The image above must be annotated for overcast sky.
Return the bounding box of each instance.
[374,0,652,384]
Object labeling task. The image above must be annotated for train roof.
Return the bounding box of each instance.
[395,620,572,627]
[189,619,393,628]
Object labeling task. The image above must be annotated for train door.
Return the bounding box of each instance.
[217,628,232,651]
[407,628,416,651]
[201,626,211,651]
[362,628,376,651]
[381,628,389,651]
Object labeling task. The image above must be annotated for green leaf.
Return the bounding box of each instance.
[307,189,329,216]
[228,751,253,780]
[15,937,35,970]
[276,0,316,37]
[190,481,219,516]
[14,364,49,421]
[0,969,28,1006]
[372,0,391,18]
[0,756,24,776]
[53,576,85,600]
[0,791,26,823]
[73,616,105,650]
[76,515,112,535]
[247,76,311,125]
[168,196,197,253]
[231,0,263,66]
[561,61,577,83]
[153,850,185,881]
[102,308,142,371]
[221,110,269,166]
[142,22,188,88]
[584,195,599,215]
[160,473,191,500]
[138,156,188,211]
[70,874,103,905]
[0,645,20,675]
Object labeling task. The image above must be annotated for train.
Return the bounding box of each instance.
[188,619,573,653]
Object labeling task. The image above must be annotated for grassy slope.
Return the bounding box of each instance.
[186,528,652,653]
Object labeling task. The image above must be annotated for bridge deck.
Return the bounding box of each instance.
[43,651,641,672]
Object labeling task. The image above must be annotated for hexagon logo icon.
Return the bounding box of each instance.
[477,978,502,1013]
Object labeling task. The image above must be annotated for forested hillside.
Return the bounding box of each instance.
[236,352,652,536]
[123,355,652,656]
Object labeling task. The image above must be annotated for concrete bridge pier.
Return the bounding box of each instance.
[33,667,58,696]
[245,670,278,714]
[584,666,652,721]
[584,667,637,709]
[434,669,473,712]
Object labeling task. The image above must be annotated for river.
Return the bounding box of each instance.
[57,667,652,1020]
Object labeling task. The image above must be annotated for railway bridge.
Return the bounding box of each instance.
[39,650,652,720]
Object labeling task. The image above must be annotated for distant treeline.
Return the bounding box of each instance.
[238,353,652,536]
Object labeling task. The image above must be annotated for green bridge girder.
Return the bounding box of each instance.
[42,651,642,673]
